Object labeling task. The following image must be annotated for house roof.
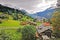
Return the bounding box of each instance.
[43,22,50,26]
[36,24,52,33]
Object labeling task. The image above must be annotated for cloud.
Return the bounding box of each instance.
[0,0,57,14]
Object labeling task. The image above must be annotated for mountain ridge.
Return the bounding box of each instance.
[29,7,55,19]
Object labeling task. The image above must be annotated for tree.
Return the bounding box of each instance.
[21,25,36,40]
[51,11,60,37]
[33,18,37,22]
[13,9,18,20]
[43,19,46,22]
[0,18,2,23]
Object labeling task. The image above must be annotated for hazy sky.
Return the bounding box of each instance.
[0,0,57,14]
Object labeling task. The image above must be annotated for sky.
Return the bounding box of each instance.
[0,0,57,14]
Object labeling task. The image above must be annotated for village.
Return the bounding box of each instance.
[0,0,60,40]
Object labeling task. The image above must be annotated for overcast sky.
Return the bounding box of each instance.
[0,0,57,14]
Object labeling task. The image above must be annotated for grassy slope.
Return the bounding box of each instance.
[0,12,41,40]
[0,20,20,27]
[0,12,23,40]
[0,12,41,27]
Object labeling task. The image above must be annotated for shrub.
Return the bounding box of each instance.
[21,25,36,40]
[0,19,2,23]
[51,12,60,38]
[0,30,11,40]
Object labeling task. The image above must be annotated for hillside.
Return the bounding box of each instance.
[0,4,41,27]
[0,4,41,40]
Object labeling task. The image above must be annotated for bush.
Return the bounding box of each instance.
[0,30,11,40]
[51,12,60,38]
[51,12,60,34]
[0,19,2,23]
[21,25,36,40]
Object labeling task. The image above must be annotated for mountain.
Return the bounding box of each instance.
[29,7,55,19]
[0,4,55,19]
[0,4,34,23]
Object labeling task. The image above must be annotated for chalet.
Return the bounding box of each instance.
[43,22,50,26]
[36,22,52,39]
[27,21,37,26]
[20,21,37,26]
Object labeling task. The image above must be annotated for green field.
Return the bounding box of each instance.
[0,11,41,40]
[0,20,20,27]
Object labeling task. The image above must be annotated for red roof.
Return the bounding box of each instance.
[43,22,50,26]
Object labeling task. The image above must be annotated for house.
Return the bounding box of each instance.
[43,22,50,26]
[36,22,52,39]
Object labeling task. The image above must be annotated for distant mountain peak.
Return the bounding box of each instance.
[29,7,55,19]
